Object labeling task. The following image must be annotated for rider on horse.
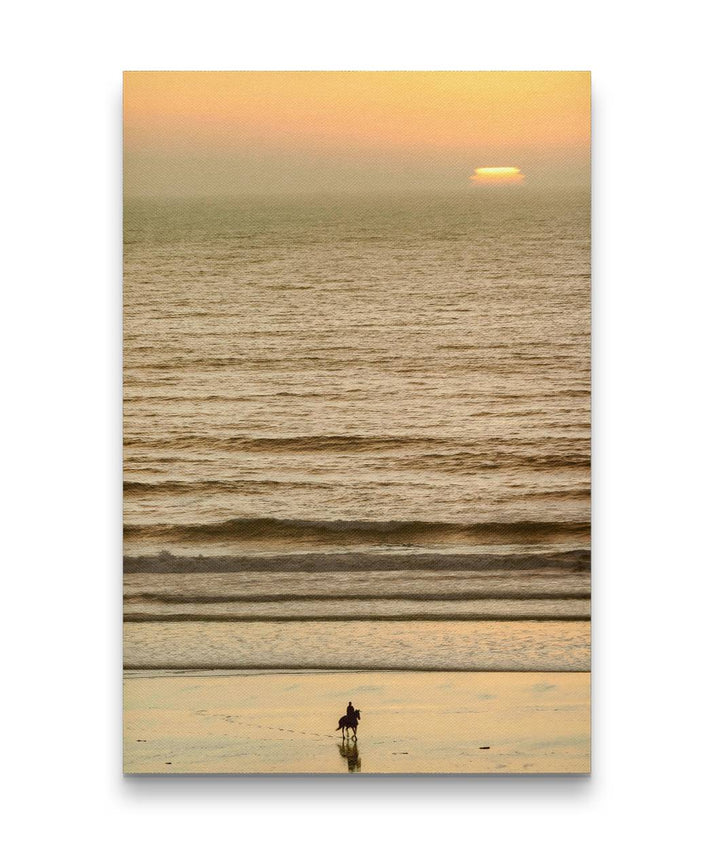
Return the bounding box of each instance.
[336,702,361,739]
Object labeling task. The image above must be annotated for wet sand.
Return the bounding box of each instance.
[124,670,590,774]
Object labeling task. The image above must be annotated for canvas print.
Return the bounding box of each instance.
[123,71,591,774]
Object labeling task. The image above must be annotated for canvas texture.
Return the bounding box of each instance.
[123,71,591,774]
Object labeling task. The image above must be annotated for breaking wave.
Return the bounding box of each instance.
[124,516,590,548]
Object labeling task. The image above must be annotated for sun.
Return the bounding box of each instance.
[470,167,525,186]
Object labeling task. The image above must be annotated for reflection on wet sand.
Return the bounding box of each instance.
[338,740,361,773]
[124,671,590,773]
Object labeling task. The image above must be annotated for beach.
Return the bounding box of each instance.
[124,670,590,774]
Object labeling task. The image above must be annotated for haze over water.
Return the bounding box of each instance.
[123,189,590,672]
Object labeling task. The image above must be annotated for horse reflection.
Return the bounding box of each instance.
[337,740,361,772]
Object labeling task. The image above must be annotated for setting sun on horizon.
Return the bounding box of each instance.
[470,167,526,186]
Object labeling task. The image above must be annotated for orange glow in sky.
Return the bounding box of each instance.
[470,167,526,186]
[123,72,589,195]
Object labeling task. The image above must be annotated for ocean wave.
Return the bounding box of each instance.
[123,612,589,623]
[126,591,590,604]
[123,434,589,473]
[125,434,449,453]
[123,516,590,548]
[124,478,332,496]
[394,451,590,472]
[124,548,590,574]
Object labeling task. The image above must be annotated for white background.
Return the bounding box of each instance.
[3,2,718,853]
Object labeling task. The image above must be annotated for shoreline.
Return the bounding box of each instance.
[124,666,590,674]
[124,669,590,774]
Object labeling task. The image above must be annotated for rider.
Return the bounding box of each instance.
[346,701,355,718]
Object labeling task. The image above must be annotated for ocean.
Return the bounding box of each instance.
[123,190,590,673]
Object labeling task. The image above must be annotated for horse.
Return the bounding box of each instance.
[335,709,361,740]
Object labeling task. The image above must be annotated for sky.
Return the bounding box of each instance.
[124,71,590,196]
